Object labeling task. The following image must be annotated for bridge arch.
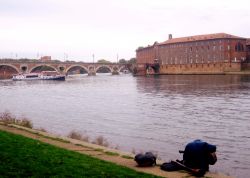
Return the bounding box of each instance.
[0,64,19,79]
[29,65,58,73]
[95,65,112,73]
[118,66,128,72]
[65,65,89,74]
[0,64,19,73]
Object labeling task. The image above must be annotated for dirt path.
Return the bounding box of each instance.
[0,123,232,178]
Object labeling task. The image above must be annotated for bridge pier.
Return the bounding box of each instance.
[112,71,119,75]
[88,71,96,76]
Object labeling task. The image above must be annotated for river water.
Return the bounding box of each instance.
[0,74,250,178]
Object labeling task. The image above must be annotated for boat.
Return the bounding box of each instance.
[13,71,66,81]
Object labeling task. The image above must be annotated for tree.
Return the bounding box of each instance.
[137,46,144,50]
[97,59,111,63]
[128,58,136,64]
[118,59,127,64]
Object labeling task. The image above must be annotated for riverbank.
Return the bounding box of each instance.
[0,123,232,178]
[145,70,250,76]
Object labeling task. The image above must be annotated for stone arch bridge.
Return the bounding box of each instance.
[0,60,129,78]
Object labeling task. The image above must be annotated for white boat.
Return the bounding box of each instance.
[13,71,66,81]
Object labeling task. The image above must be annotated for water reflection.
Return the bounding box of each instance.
[136,75,250,96]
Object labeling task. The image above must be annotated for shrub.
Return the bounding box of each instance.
[0,111,16,124]
[17,118,33,129]
[0,111,33,129]
[68,131,89,142]
[37,128,47,132]
[93,136,109,147]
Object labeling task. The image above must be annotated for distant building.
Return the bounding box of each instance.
[247,39,250,62]
[40,56,52,61]
[135,33,250,75]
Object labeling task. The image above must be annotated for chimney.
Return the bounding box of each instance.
[169,34,172,40]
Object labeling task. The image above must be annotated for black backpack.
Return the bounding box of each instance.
[134,152,157,167]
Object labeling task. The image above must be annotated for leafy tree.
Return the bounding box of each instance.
[118,59,127,64]
[97,59,111,63]
[128,58,136,64]
[137,46,144,50]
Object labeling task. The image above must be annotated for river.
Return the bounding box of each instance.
[0,74,250,178]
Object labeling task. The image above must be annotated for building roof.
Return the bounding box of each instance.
[159,33,246,45]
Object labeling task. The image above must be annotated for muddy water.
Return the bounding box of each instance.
[1,74,250,178]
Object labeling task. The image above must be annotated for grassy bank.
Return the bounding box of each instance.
[0,130,160,178]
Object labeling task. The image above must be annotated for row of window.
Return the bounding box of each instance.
[161,57,246,65]
[159,43,245,52]
[159,51,229,59]
[161,54,228,65]
[159,46,226,54]
[139,43,245,58]
[159,39,241,48]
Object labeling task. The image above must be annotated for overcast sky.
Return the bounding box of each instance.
[0,0,249,62]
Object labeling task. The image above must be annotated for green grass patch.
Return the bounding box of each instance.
[0,130,161,178]
[40,134,71,143]
[93,148,104,152]
[121,155,134,159]
[12,126,71,143]
[75,143,84,146]
[104,151,120,156]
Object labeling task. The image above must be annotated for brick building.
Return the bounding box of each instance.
[247,39,250,61]
[135,33,250,75]
[40,56,52,62]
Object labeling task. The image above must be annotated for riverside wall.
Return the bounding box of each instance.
[159,62,242,74]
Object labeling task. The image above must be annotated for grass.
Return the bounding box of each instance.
[40,134,71,143]
[94,148,104,152]
[0,130,161,178]
[104,151,120,156]
[18,128,71,144]
[121,155,134,159]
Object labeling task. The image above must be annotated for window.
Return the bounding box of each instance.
[235,42,244,52]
